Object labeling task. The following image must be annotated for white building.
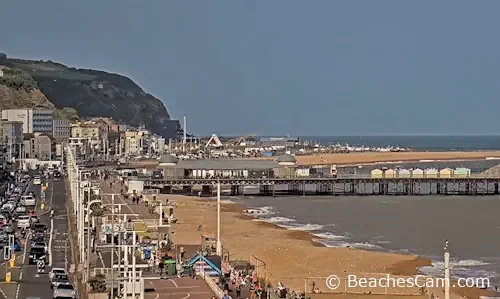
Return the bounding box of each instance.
[1,109,33,134]
[157,137,165,154]
[0,69,4,78]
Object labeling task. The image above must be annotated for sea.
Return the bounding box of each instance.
[227,136,500,287]
[300,135,500,152]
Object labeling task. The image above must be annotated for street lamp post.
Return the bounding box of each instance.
[444,240,450,299]
[216,182,222,256]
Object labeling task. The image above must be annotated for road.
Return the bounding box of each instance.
[12,179,69,299]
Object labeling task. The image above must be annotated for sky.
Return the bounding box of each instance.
[2,1,500,136]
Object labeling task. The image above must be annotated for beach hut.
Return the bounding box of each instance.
[371,169,383,178]
[411,168,424,178]
[397,168,411,178]
[424,168,438,178]
[384,168,396,178]
[454,167,471,178]
[439,168,453,178]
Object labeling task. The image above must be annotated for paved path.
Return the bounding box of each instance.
[146,277,215,299]
[6,179,70,299]
[99,178,217,298]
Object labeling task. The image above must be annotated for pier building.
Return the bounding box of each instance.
[274,153,297,177]
[156,154,280,180]
[369,167,472,178]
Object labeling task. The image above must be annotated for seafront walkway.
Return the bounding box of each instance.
[98,179,216,299]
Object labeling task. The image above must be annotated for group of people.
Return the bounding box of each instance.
[220,269,263,299]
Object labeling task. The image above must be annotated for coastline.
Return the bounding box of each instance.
[133,151,500,168]
[165,194,492,298]
[280,151,500,166]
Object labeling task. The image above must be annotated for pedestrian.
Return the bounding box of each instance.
[158,260,164,279]
[222,289,232,299]
[236,284,241,299]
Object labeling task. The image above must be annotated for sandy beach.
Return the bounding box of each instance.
[163,195,492,299]
[282,151,500,166]
[133,151,500,168]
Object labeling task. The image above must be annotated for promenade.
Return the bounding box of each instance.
[97,179,215,299]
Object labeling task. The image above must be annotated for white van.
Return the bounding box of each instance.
[33,176,41,185]
[21,195,36,206]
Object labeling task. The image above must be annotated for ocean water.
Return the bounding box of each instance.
[300,135,500,151]
[225,159,500,287]
[240,196,500,286]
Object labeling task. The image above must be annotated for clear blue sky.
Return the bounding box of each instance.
[2,1,500,136]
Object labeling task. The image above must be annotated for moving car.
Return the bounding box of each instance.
[53,284,76,299]
[49,268,67,281]
[51,273,71,288]
[33,176,41,185]
[32,223,47,233]
[28,247,46,264]
[31,241,48,253]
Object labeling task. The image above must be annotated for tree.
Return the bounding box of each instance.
[88,274,107,292]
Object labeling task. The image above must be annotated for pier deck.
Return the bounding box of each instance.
[145,177,500,196]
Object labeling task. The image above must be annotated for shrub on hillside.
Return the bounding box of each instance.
[0,69,37,91]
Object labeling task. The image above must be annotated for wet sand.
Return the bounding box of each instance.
[164,195,492,298]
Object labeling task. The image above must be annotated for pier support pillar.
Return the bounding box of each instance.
[437,183,441,195]
[160,186,172,194]
[404,183,410,195]
[259,185,271,196]
[201,185,211,196]
[230,185,239,196]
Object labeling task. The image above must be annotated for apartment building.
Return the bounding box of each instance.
[1,109,55,134]
[124,131,142,156]
[52,119,71,140]
[32,110,53,133]
[2,109,32,134]
[23,133,56,160]
[1,120,23,161]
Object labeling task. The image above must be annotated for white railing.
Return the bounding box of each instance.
[199,270,224,299]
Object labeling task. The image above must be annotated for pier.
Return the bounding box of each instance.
[144,177,500,196]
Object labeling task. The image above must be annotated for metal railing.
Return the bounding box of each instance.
[199,269,224,299]
[146,173,500,181]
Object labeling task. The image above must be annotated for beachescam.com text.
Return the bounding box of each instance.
[326,274,490,290]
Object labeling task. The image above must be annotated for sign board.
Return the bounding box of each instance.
[8,235,14,249]
[3,246,10,261]
[104,225,111,234]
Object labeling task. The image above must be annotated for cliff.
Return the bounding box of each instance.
[0,54,172,135]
